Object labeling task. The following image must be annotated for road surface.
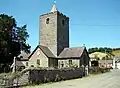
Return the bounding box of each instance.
[24,69,120,88]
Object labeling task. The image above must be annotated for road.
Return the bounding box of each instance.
[24,69,120,88]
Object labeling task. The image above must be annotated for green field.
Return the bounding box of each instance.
[112,50,120,57]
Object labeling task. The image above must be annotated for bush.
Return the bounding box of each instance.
[89,67,110,74]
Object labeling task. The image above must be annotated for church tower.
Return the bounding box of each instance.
[39,3,69,56]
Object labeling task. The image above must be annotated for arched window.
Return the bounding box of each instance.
[46,18,50,24]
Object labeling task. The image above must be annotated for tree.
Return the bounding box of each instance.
[88,47,112,54]
[99,47,105,53]
[88,47,99,54]
[16,25,31,53]
[0,14,30,72]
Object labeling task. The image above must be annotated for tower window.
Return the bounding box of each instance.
[46,18,50,24]
[62,20,65,26]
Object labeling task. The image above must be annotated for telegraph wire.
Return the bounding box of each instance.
[70,23,120,27]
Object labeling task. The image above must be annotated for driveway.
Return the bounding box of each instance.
[24,69,120,88]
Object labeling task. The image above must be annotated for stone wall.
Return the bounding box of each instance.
[40,12,57,56]
[57,12,69,55]
[89,67,110,74]
[58,59,80,68]
[40,11,69,56]
[29,67,84,84]
[29,48,48,67]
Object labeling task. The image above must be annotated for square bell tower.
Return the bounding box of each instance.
[39,3,69,56]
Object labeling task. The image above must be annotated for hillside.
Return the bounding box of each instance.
[112,50,120,57]
[89,52,112,60]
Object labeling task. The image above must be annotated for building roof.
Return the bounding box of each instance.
[98,60,113,64]
[29,45,88,59]
[58,46,85,58]
[50,2,58,12]
[16,60,26,66]
[39,45,55,58]
[29,45,56,59]
[18,51,30,61]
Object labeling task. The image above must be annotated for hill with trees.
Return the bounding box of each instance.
[88,47,112,54]
[88,47,120,59]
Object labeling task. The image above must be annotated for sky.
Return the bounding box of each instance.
[0,0,120,51]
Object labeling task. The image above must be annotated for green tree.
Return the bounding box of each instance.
[16,25,31,53]
[99,47,105,53]
[0,14,30,72]
[88,47,99,54]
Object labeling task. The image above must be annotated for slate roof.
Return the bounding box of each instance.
[16,61,25,66]
[18,51,30,61]
[29,45,56,59]
[29,45,87,59]
[58,46,85,58]
[39,45,55,58]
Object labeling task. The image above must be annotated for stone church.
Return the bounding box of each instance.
[13,3,90,70]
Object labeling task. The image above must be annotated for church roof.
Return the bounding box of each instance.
[50,2,58,12]
[39,45,55,58]
[29,45,87,59]
[58,46,85,58]
[29,45,56,59]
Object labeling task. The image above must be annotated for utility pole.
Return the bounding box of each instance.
[105,49,107,68]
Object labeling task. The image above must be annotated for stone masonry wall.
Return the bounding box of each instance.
[57,12,69,55]
[40,12,58,56]
[28,48,48,67]
[39,11,69,56]
[58,59,80,68]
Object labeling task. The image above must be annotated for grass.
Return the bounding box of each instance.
[112,50,120,56]
[0,72,12,79]
[0,71,22,80]
[88,73,102,77]
[24,81,58,88]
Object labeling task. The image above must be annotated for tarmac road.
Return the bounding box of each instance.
[24,69,120,88]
